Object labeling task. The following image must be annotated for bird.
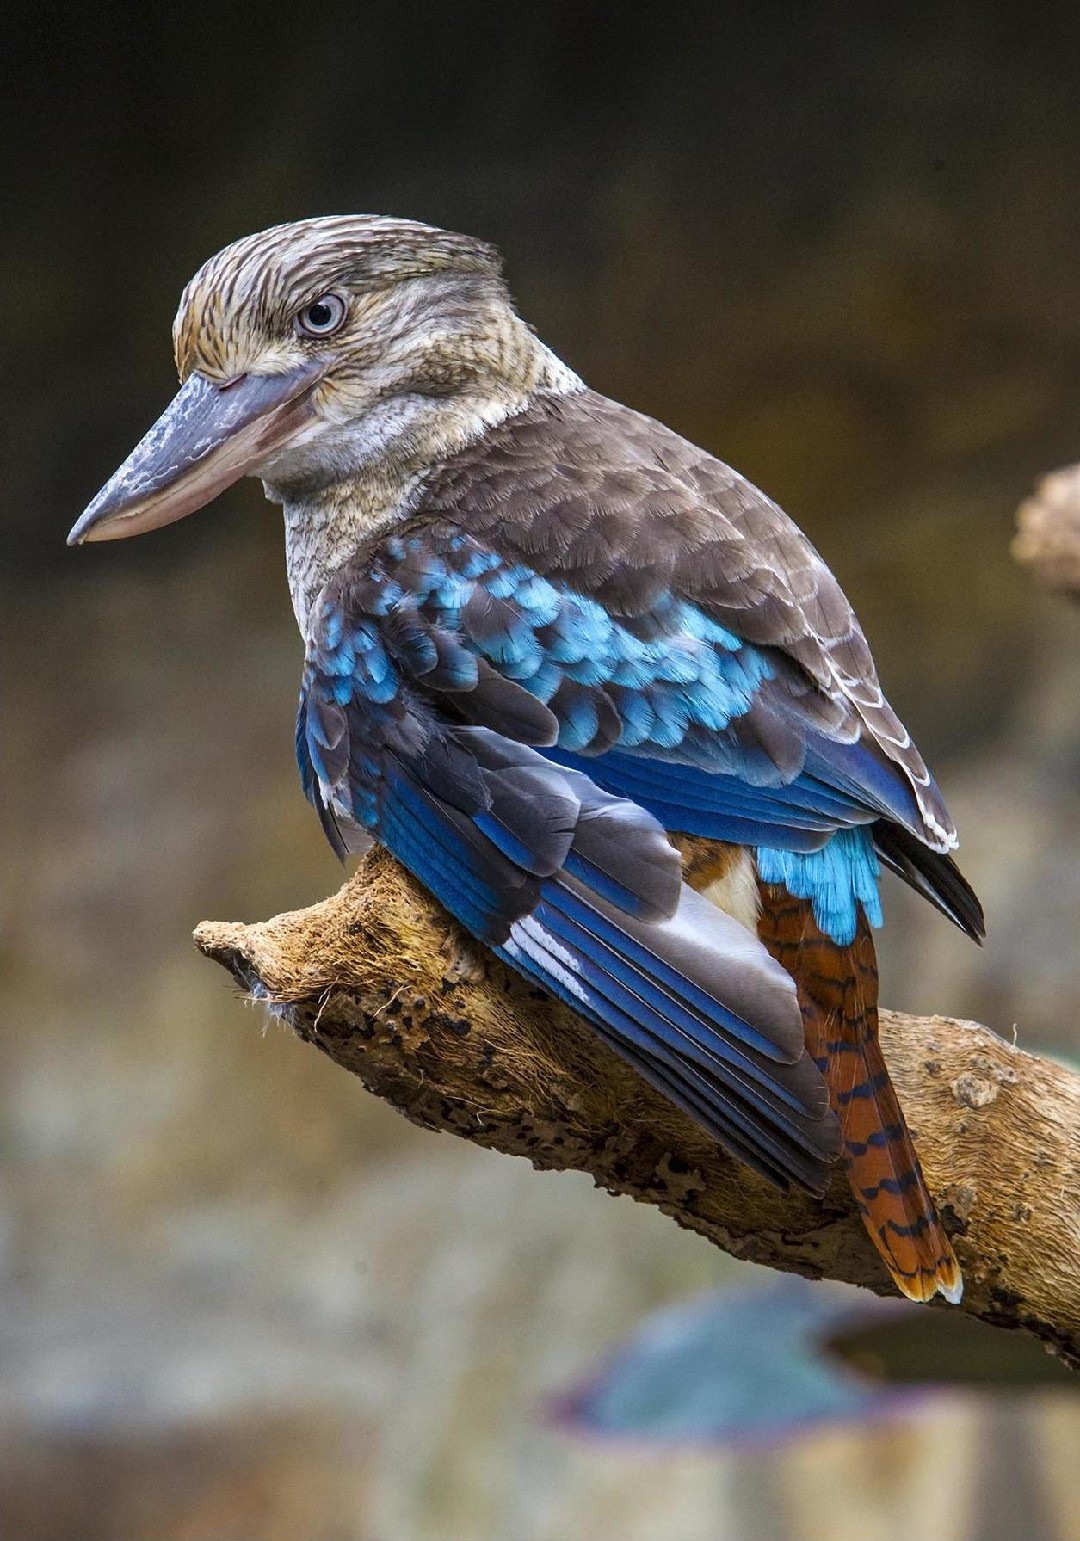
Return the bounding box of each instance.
[69,215,983,1303]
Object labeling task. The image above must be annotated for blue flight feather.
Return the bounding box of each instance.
[297,528,934,980]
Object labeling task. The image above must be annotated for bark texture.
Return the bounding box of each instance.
[195,847,1080,1366]
[1013,463,1080,599]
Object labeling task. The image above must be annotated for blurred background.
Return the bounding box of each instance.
[3,2,1080,1536]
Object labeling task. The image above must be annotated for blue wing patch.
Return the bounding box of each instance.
[296,526,946,947]
[295,578,840,1192]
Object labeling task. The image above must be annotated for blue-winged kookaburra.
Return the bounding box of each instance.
[70,216,984,1302]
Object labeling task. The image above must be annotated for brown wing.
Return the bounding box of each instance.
[419,388,954,851]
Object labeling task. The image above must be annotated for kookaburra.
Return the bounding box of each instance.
[70,216,983,1302]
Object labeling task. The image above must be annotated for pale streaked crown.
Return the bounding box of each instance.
[160,215,581,627]
[172,214,505,382]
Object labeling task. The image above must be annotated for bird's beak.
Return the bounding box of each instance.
[67,362,324,545]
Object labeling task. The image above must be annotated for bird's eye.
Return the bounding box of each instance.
[297,293,347,337]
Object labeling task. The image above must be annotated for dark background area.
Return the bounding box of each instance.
[11,3,1080,756]
[3,4,1079,1537]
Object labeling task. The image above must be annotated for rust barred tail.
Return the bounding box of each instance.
[756,880,962,1304]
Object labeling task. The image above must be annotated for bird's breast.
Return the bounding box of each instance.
[279,471,426,635]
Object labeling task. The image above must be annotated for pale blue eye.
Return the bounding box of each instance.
[298,293,347,336]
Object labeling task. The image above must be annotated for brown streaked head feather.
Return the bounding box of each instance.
[172,215,504,382]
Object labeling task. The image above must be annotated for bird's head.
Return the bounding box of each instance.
[68,215,534,544]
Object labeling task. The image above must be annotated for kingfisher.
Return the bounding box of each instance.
[70,216,983,1303]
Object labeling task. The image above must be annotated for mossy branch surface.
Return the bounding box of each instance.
[195,847,1080,1367]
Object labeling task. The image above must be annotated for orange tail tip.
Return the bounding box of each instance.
[755,880,963,1305]
[840,1025,964,1304]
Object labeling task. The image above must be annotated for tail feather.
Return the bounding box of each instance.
[756,880,962,1303]
[873,822,985,943]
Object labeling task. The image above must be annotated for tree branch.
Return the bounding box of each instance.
[1013,462,1080,599]
[195,847,1080,1367]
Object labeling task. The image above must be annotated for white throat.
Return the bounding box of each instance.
[266,343,583,635]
